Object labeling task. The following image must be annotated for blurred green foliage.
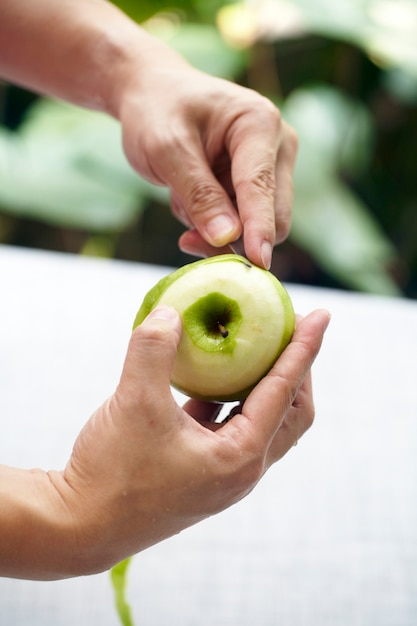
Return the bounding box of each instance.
[0,0,416,296]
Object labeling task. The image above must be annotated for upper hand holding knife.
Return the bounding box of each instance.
[117,63,298,269]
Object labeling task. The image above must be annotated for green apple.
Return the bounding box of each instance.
[133,254,295,402]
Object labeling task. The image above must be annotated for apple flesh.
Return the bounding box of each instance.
[133,254,295,402]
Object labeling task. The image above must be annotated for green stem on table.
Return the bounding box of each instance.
[110,557,135,626]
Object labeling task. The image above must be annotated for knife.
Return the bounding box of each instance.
[228,236,246,258]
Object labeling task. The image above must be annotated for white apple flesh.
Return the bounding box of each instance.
[133,254,295,402]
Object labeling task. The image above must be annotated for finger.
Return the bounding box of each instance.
[163,143,242,248]
[265,370,314,465]
[171,193,193,229]
[178,229,233,259]
[182,399,223,423]
[115,306,182,415]
[229,309,330,450]
[273,121,298,244]
[227,98,284,269]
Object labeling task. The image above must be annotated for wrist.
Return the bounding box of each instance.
[99,25,190,120]
[0,466,77,580]
[0,464,127,580]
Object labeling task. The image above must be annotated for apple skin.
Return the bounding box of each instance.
[133,254,295,403]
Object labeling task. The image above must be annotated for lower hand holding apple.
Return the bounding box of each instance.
[43,304,329,578]
[0,272,328,580]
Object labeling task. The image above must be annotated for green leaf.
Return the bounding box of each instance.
[109,0,179,23]
[147,22,247,78]
[291,179,401,295]
[110,558,135,626]
[0,99,153,230]
[262,0,417,79]
[283,85,401,295]
[282,84,375,179]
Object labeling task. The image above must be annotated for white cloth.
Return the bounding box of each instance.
[1,245,416,625]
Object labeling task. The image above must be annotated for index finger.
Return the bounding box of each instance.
[228,103,297,268]
[228,308,330,451]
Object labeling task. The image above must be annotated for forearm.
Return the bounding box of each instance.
[0,0,185,115]
[0,465,76,580]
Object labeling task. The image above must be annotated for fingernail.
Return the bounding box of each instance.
[206,215,238,246]
[261,242,272,270]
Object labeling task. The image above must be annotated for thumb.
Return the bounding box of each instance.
[117,306,182,408]
[170,161,242,249]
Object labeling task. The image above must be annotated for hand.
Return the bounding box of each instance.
[112,49,298,269]
[0,0,296,269]
[45,305,329,577]
[0,305,328,579]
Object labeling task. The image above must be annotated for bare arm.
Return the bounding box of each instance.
[0,0,298,267]
[0,0,158,111]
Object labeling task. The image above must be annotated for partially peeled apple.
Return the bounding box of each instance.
[134,254,295,402]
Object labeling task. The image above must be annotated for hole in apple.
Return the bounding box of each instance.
[206,309,232,340]
[183,292,242,353]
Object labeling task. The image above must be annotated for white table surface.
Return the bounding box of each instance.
[1,244,416,626]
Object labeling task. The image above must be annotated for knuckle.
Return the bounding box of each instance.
[186,180,224,214]
[237,165,276,201]
[254,166,276,196]
[211,432,266,504]
[261,99,283,133]
[268,371,298,407]
[252,167,275,196]
[282,381,299,411]
[251,93,282,124]
[231,89,281,131]
[142,125,190,173]
[146,129,177,161]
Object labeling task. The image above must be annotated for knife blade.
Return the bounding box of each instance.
[228,236,246,258]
